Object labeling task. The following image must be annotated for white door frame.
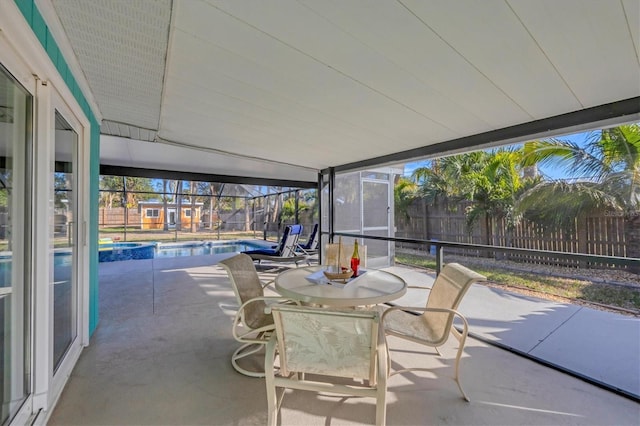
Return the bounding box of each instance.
[0,2,94,423]
[0,29,38,425]
[42,83,90,411]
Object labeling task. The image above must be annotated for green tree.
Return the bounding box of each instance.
[518,124,640,269]
[281,194,311,223]
[412,149,536,246]
[99,176,124,208]
[394,176,418,221]
[413,154,486,207]
[464,149,537,244]
[123,177,154,207]
[99,176,154,208]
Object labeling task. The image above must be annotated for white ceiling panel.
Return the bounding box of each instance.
[100,136,316,182]
[171,2,458,136]
[624,0,640,62]
[509,0,640,106]
[207,0,490,134]
[46,0,639,183]
[298,0,533,129]
[403,0,583,118]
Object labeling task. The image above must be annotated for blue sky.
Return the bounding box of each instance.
[403,130,595,180]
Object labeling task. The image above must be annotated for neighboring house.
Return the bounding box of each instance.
[139,201,203,230]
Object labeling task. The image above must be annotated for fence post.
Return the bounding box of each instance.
[435,243,444,275]
[577,214,588,269]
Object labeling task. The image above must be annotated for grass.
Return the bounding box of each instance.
[395,253,640,313]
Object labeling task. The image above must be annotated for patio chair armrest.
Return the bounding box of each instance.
[233,322,277,343]
[381,306,469,337]
[233,297,298,343]
[382,305,464,318]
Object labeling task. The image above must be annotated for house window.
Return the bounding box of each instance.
[146,209,159,217]
[185,210,191,217]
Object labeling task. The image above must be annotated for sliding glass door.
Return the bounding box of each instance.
[0,65,32,424]
[52,111,78,373]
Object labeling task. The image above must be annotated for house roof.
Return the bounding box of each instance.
[45,0,640,183]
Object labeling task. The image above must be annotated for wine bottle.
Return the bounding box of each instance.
[350,240,360,277]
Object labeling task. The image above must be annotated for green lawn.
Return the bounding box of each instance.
[395,253,640,313]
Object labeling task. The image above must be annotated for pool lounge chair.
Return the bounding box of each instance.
[297,223,319,255]
[243,224,307,266]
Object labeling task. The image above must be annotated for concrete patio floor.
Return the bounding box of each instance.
[47,254,639,425]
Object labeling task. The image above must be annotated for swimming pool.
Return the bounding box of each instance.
[98,242,156,262]
[97,240,270,262]
[155,241,266,258]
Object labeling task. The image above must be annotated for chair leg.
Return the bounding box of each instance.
[265,339,278,426]
[452,323,470,402]
[453,342,469,402]
[232,342,267,378]
[375,391,386,426]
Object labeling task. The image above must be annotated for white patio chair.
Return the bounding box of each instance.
[219,253,298,377]
[381,262,486,401]
[266,305,388,426]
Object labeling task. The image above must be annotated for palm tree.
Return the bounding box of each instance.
[394,176,419,221]
[519,124,640,271]
[413,149,536,247]
[413,153,487,207]
[463,149,537,246]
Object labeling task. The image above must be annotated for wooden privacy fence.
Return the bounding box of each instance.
[395,199,630,268]
[99,208,141,227]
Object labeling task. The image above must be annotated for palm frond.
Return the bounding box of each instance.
[516,180,622,230]
[521,139,606,180]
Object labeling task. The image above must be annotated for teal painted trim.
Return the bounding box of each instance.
[14,0,32,22]
[14,0,100,335]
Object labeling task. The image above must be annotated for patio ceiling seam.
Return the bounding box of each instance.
[622,0,640,67]
[504,1,583,108]
[397,0,532,120]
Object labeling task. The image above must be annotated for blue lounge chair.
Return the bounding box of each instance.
[243,224,307,265]
[297,223,319,255]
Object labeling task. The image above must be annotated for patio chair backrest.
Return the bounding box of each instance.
[219,253,272,329]
[276,224,303,257]
[271,304,380,382]
[424,262,486,345]
[301,223,319,250]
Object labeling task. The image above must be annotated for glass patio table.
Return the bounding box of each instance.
[274,265,407,307]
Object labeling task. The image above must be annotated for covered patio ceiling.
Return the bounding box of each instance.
[44,0,640,184]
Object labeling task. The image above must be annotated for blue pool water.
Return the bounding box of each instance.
[155,241,265,258]
[97,240,268,262]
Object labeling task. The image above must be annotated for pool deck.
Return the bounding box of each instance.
[47,254,640,425]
